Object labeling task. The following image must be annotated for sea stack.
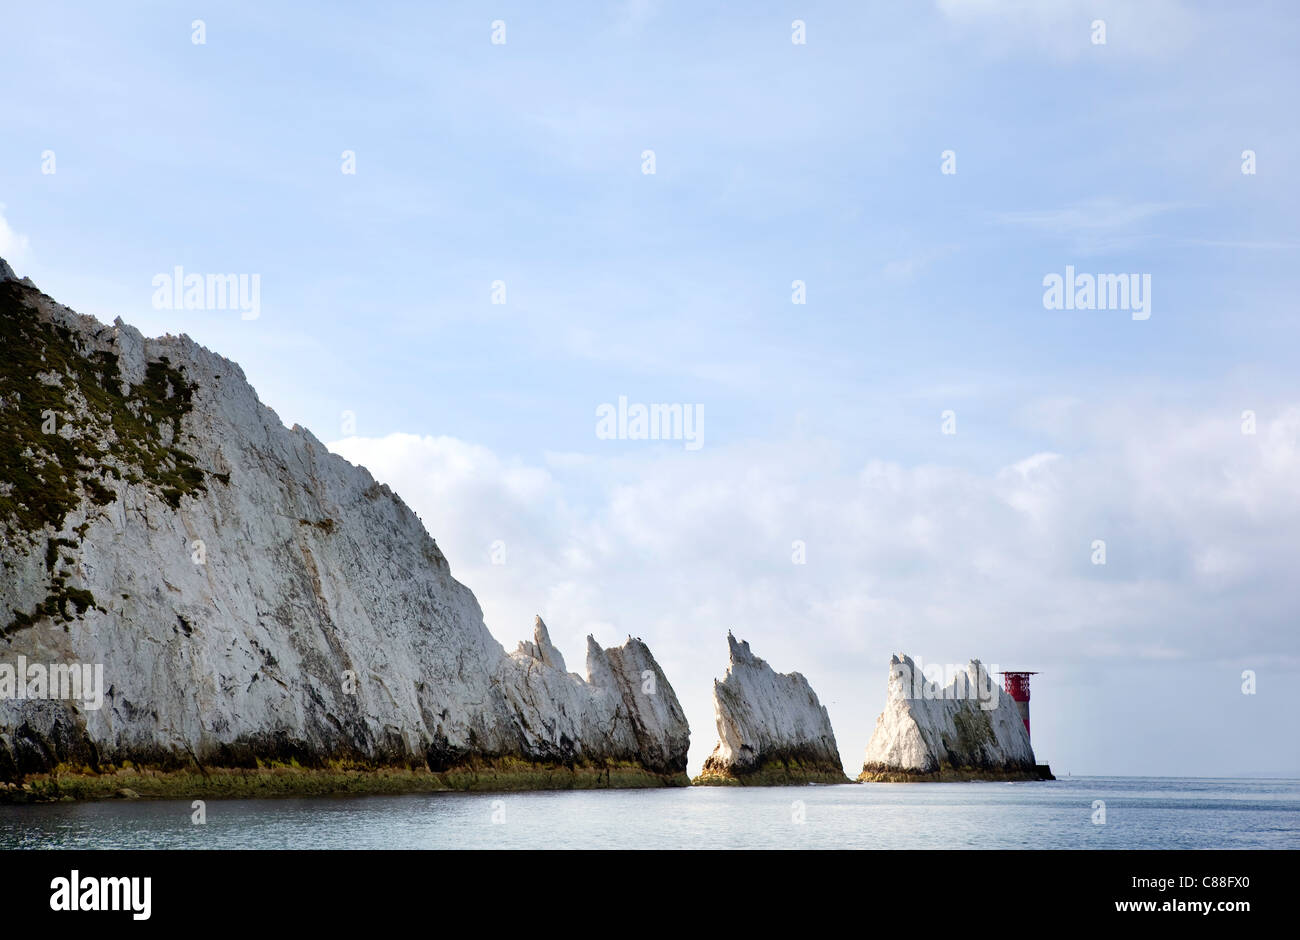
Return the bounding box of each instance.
[693,633,849,785]
[858,654,1040,782]
[0,262,689,798]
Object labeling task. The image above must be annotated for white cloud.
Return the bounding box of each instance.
[329,401,1300,777]
[0,205,31,267]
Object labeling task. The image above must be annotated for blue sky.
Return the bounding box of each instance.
[3,1,1299,777]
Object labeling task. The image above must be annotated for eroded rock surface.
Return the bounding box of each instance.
[0,264,690,796]
[694,633,848,785]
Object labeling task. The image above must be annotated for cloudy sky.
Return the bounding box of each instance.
[3,1,1298,777]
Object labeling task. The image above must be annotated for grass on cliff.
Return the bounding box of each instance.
[1,280,213,637]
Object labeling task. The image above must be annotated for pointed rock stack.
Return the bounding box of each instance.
[501,616,692,784]
[694,632,849,785]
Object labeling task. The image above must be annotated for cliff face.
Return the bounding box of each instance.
[858,654,1037,782]
[0,264,689,796]
[694,633,849,785]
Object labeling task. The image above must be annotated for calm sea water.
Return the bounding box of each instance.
[1,777,1296,849]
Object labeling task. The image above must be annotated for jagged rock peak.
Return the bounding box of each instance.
[726,629,758,665]
[0,256,36,289]
[534,616,565,672]
[695,634,849,786]
[514,615,567,673]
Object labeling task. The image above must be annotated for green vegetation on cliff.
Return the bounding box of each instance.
[1,280,212,636]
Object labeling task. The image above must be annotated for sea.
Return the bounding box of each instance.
[1,776,1296,850]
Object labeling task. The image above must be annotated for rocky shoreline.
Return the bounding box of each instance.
[858,766,1045,783]
[3,758,689,804]
[1,258,1052,801]
[693,756,851,787]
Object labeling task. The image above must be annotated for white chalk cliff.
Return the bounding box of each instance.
[695,633,848,784]
[858,654,1038,781]
[0,262,689,790]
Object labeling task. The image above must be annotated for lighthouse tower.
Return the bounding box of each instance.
[998,671,1037,738]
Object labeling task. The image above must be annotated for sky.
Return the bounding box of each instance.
[3,0,1299,777]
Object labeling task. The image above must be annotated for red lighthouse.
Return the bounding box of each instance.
[999,671,1037,739]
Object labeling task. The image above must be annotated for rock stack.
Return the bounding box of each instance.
[694,633,849,785]
[858,654,1039,782]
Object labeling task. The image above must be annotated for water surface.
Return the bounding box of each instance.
[2,776,1295,849]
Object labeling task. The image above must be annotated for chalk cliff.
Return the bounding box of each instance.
[0,262,689,798]
[694,633,849,785]
[858,654,1038,781]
